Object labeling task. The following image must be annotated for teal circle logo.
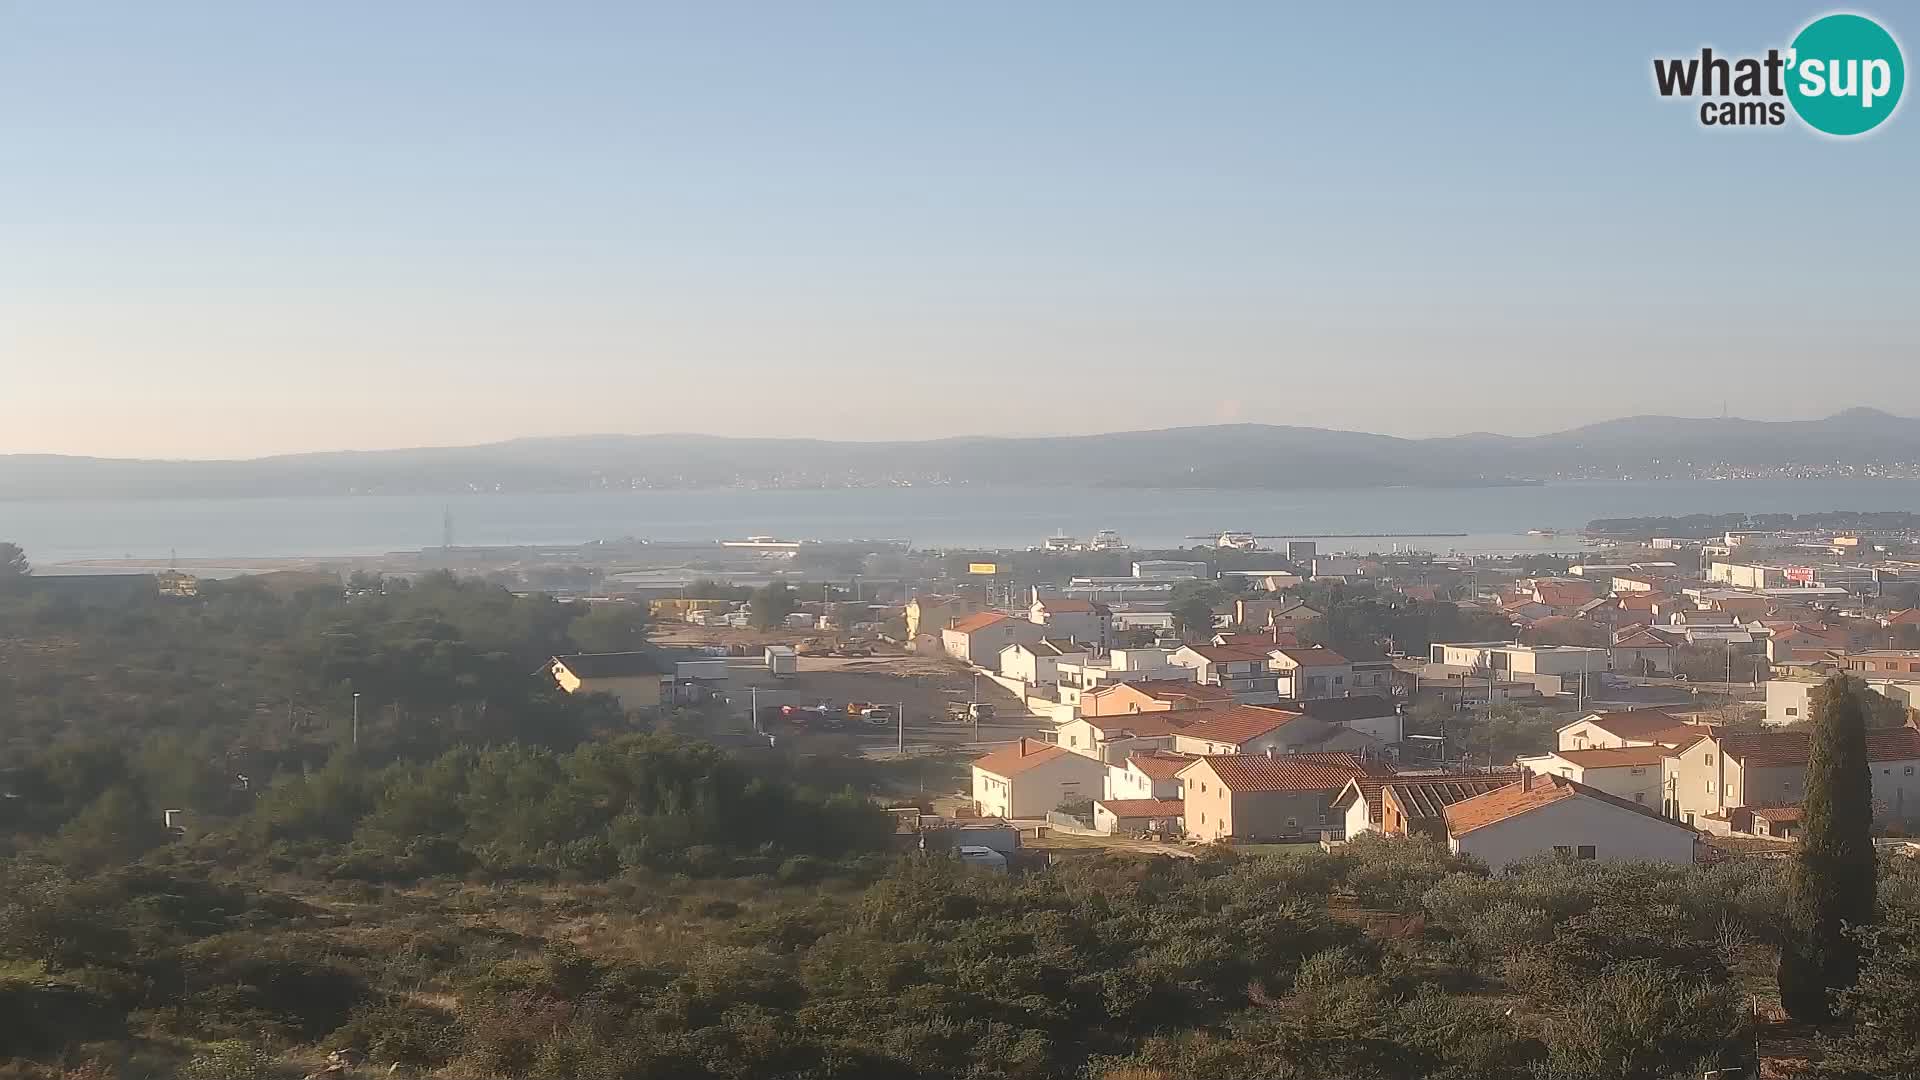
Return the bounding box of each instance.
[1786,13,1905,135]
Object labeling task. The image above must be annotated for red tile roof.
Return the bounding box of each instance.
[1570,710,1684,740]
[1272,646,1350,667]
[1036,597,1098,614]
[1886,608,1920,626]
[1082,712,1206,738]
[1178,705,1306,745]
[1443,773,1691,836]
[1751,805,1803,823]
[1124,749,1198,780]
[1551,746,1672,768]
[1184,754,1375,793]
[1095,798,1185,818]
[1719,727,1920,769]
[1333,775,1392,824]
[949,611,1012,634]
[971,737,1077,778]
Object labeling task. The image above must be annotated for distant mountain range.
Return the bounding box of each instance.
[5,409,1920,498]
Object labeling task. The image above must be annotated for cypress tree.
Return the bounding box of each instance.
[1777,674,1878,1021]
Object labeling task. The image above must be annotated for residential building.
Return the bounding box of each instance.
[1335,772,1521,841]
[998,639,1089,687]
[1427,641,1608,696]
[1179,753,1381,842]
[1842,650,1920,677]
[971,737,1108,819]
[1430,641,1608,678]
[1765,675,1920,726]
[1347,656,1396,696]
[1079,678,1230,716]
[1169,644,1282,703]
[1092,797,1185,835]
[1056,711,1206,763]
[943,612,1043,667]
[1610,625,1679,675]
[1442,773,1699,872]
[1105,749,1194,800]
[1171,706,1309,757]
[1029,595,1114,650]
[1054,649,1193,704]
[1554,710,1694,752]
[1530,579,1598,613]
[549,652,667,712]
[1665,724,1920,825]
[906,594,980,640]
[1269,646,1353,700]
[1513,746,1668,808]
[1286,695,1404,744]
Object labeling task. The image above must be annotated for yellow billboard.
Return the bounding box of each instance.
[968,562,999,575]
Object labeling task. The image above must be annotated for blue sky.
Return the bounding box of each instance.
[1,1,1914,457]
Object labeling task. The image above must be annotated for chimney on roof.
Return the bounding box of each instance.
[1518,764,1533,785]
[1265,746,1276,758]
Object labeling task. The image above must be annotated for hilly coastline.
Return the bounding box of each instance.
[3,409,1918,498]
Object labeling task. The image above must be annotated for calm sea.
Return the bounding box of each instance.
[6,478,1920,566]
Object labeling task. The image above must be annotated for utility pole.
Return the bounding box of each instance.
[351,692,360,748]
[750,686,760,735]
[896,701,904,755]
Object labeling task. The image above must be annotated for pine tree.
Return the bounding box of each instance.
[1778,674,1878,1021]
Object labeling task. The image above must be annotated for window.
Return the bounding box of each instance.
[1906,766,1916,776]
[1068,736,1077,747]
[1577,845,1597,860]
[1200,782,1208,793]
[1200,813,1206,824]
[1552,845,1572,855]
[1786,707,1798,716]
[1704,753,1714,766]
[1705,780,1714,794]
[1285,817,1299,829]
[1630,766,1646,775]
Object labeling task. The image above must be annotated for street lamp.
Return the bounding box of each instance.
[351,692,361,748]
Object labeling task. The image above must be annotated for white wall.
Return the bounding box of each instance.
[1344,796,1375,839]
[1106,761,1180,801]
[1765,680,1815,726]
[1450,795,1696,873]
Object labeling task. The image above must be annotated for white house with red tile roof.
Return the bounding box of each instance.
[1555,709,1696,752]
[1610,625,1679,675]
[943,611,1044,667]
[1513,745,1670,808]
[1169,644,1282,703]
[1442,773,1698,872]
[1056,710,1206,763]
[1105,749,1195,800]
[1268,646,1354,700]
[971,737,1109,819]
[998,639,1089,686]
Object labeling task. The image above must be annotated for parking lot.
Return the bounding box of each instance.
[714,653,1052,752]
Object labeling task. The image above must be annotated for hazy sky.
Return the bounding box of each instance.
[3,2,1916,458]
